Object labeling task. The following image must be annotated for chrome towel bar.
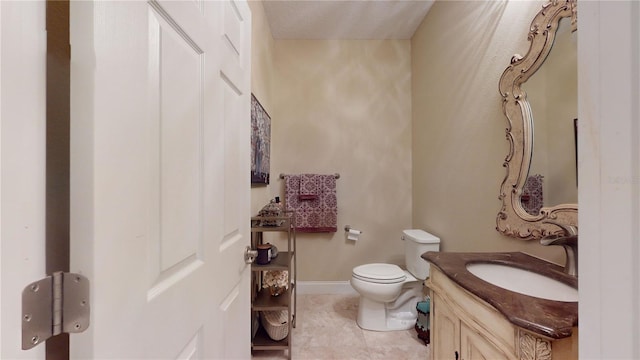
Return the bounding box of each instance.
[279,173,340,179]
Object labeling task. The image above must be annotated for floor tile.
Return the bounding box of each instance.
[252,294,430,360]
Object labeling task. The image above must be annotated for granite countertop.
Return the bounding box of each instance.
[422,251,578,339]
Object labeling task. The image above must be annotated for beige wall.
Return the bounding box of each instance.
[250,3,413,281]
[249,1,277,214]
[251,0,569,280]
[265,40,413,281]
[411,0,564,264]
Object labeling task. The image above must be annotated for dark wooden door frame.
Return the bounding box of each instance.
[46,1,70,359]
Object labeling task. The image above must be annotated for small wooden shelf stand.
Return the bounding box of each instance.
[250,211,296,359]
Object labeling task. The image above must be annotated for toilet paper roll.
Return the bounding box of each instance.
[347,228,361,241]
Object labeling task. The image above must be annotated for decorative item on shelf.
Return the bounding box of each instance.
[256,244,272,265]
[269,243,278,259]
[262,270,288,296]
[257,197,284,226]
[260,310,289,341]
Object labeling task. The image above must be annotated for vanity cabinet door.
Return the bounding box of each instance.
[432,294,461,360]
[460,323,509,360]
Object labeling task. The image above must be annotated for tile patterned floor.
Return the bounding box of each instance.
[252,294,430,360]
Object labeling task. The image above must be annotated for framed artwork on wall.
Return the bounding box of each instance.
[251,94,271,185]
[574,118,578,186]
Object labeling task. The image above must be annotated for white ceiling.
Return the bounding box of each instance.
[262,1,435,40]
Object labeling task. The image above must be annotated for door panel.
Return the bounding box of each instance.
[216,0,251,356]
[0,1,47,358]
[69,1,251,358]
[460,322,509,360]
[148,1,204,296]
[432,294,461,360]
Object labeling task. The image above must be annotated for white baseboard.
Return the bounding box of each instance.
[296,281,357,295]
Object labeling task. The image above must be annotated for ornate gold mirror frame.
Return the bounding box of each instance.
[497,0,578,240]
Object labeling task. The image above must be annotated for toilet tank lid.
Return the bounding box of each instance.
[403,229,440,244]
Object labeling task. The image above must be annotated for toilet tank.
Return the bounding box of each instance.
[403,229,440,279]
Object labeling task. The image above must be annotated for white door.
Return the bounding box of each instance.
[69,1,251,358]
[0,1,48,359]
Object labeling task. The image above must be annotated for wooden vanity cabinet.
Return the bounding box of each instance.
[431,293,460,360]
[432,292,510,360]
[428,266,578,360]
[461,322,512,360]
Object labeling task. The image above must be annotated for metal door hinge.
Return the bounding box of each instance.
[21,272,90,350]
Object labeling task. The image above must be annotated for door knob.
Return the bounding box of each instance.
[244,246,258,264]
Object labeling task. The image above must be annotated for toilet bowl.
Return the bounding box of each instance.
[350,229,440,331]
[351,264,423,331]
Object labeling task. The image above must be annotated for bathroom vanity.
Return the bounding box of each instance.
[426,2,579,358]
[423,252,578,360]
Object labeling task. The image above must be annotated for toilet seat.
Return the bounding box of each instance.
[352,263,406,284]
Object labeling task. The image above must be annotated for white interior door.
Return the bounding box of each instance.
[70,1,251,358]
[0,1,47,359]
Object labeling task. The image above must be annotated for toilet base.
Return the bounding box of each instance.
[356,290,422,331]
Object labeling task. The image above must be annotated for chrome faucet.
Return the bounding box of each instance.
[540,220,578,276]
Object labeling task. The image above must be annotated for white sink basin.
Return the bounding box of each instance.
[466,263,578,302]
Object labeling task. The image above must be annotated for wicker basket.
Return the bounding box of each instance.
[260,310,289,341]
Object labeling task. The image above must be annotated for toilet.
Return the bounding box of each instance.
[350,229,440,331]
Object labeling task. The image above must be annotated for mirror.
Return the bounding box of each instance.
[525,17,577,212]
[496,0,578,240]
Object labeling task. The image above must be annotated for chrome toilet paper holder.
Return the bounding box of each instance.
[345,225,363,233]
